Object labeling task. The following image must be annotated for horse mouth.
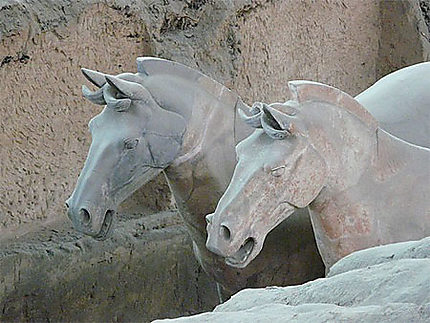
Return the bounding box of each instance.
[225,238,255,268]
[94,210,114,241]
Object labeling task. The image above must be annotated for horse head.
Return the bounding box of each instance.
[205,80,380,268]
[66,66,186,239]
[205,98,328,268]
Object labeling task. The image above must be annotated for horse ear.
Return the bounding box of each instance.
[82,85,106,105]
[261,105,293,139]
[285,145,327,208]
[238,102,263,128]
[81,68,107,88]
[105,75,150,100]
[81,68,108,105]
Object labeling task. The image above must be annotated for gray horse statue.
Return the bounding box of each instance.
[66,57,325,298]
[206,62,430,270]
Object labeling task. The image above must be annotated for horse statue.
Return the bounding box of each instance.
[206,62,430,270]
[65,57,325,298]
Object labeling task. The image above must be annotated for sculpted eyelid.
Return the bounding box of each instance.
[271,165,286,171]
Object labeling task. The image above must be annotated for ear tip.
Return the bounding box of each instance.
[81,68,107,88]
[81,67,93,77]
[104,75,118,87]
[81,68,89,77]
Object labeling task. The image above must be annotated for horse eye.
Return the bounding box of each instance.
[270,165,285,177]
[124,138,139,150]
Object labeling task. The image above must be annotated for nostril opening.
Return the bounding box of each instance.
[205,214,213,225]
[65,202,69,209]
[220,225,231,241]
[79,208,91,225]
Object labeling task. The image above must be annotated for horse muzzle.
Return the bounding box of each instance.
[65,197,115,240]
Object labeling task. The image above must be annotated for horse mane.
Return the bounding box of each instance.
[288,80,378,131]
[136,57,239,106]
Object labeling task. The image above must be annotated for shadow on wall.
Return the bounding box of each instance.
[377,0,430,78]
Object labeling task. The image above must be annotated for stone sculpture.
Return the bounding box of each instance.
[155,236,430,322]
[66,57,325,297]
[206,63,430,270]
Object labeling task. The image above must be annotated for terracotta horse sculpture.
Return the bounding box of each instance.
[66,57,325,298]
[206,66,430,270]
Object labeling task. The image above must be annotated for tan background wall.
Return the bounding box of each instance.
[234,0,430,103]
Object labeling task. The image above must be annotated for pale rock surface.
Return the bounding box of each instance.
[156,236,430,322]
[158,303,430,323]
[215,259,430,311]
[328,236,430,276]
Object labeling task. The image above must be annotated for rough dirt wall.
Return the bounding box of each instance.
[1,212,219,322]
[377,0,430,77]
[233,0,430,103]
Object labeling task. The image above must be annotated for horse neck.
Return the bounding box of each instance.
[302,101,377,193]
[372,128,430,181]
[303,101,429,191]
[305,104,430,267]
[164,105,238,243]
[147,76,239,242]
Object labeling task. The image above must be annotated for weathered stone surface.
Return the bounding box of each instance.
[233,0,430,104]
[157,303,430,323]
[377,0,430,78]
[328,236,430,277]
[156,237,430,322]
[0,211,219,322]
[0,2,170,232]
[215,259,430,311]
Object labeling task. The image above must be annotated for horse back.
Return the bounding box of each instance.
[356,62,430,148]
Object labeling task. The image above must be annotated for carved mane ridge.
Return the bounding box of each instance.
[288,80,378,131]
[136,57,238,105]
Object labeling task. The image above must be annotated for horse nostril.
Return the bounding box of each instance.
[65,198,71,209]
[220,225,231,241]
[206,214,213,225]
[79,208,91,225]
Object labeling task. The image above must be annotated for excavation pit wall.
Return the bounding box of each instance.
[1,0,429,321]
[0,212,218,322]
